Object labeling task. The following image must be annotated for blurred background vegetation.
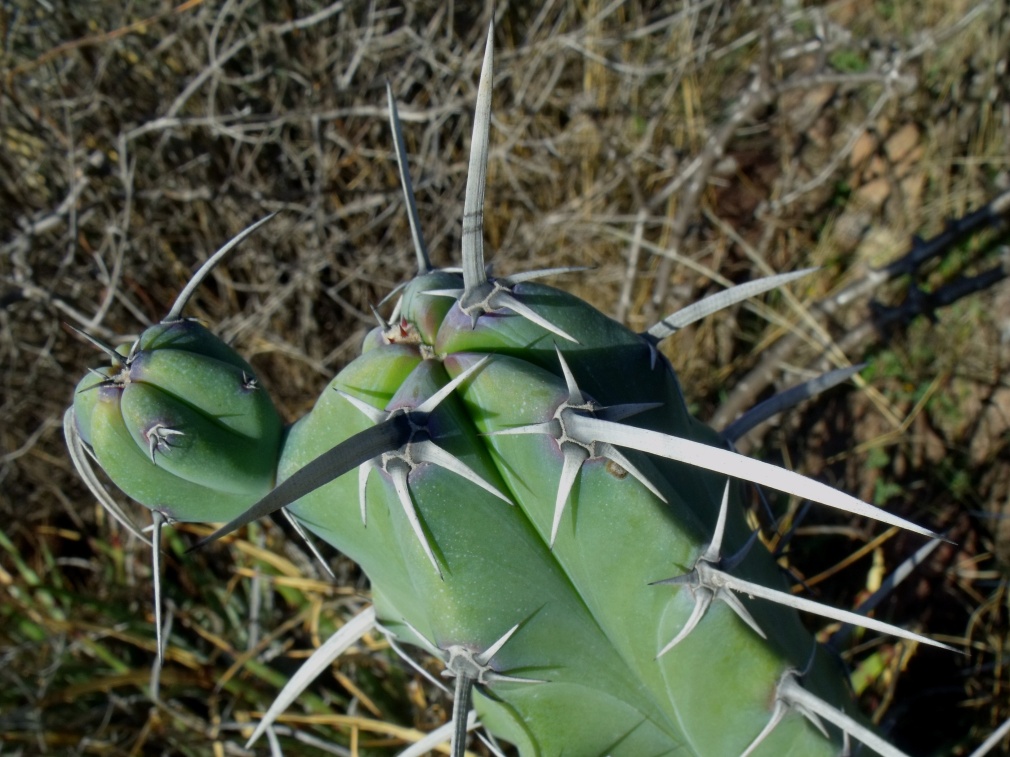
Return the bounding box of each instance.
[1,0,1008,754]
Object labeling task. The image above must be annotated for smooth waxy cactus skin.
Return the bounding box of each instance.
[71,318,283,523]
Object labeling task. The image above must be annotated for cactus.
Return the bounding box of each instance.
[64,216,293,660]
[65,24,963,757]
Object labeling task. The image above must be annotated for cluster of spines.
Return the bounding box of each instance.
[63,21,959,757]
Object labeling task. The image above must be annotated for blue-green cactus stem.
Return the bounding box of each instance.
[72,319,283,523]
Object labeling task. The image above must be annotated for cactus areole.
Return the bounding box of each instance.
[65,24,949,757]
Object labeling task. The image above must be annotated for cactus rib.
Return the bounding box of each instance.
[63,408,150,545]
